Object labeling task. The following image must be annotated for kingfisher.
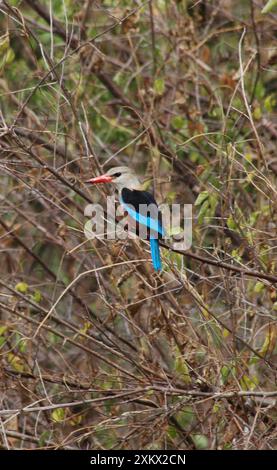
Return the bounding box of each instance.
[86,166,164,271]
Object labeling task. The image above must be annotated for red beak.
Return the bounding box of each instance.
[85,174,113,184]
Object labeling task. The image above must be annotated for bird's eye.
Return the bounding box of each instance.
[113,172,121,178]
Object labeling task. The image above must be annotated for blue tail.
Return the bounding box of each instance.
[150,238,162,271]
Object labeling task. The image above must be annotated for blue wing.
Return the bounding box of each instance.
[120,200,164,236]
[120,188,163,271]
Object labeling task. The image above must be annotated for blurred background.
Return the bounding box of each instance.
[0,0,276,450]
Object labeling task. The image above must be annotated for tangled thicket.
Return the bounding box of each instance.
[0,0,276,450]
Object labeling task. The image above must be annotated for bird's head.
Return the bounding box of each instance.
[85,166,141,190]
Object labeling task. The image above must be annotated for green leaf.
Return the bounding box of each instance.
[209,193,218,215]
[223,328,229,338]
[213,403,220,413]
[240,374,259,391]
[19,339,27,353]
[253,106,262,120]
[195,191,209,206]
[174,355,191,384]
[5,48,15,64]
[259,330,276,357]
[195,349,206,363]
[95,426,117,449]
[262,0,277,13]
[220,364,235,384]
[167,225,183,236]
[254,281,265,294]
[48,332,61,344]
[176,407,195,428]
[51,407,66,422]
[31,289,42,303]
[0,325,7,335]
[221,365,229,381]
[227,215,237,230]
[171,115,186,130]
[197,199,209,224]
[231,248,242,262]
[249,355,260,365]
[15,282,29,294]
[245,153,253,162]
[154,78,165,96]
[0,34,9,54]
[166,191,177,204]
[7,353,25,372]
[191,434,209,449]
[167,425,178,439]
[39,431,51,447]
[264,94,276,112]
[69,415,82,426]
[195,191,219,225]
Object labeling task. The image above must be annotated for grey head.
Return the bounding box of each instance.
[105,166,141,191]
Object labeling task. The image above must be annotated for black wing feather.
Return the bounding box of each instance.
[121,188,158,210]
[121,188,164,238]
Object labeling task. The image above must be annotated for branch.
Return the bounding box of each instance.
[160,241,277,284]
[14,127,71,162]
[19,0,197,188]
[0,385,275,416]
